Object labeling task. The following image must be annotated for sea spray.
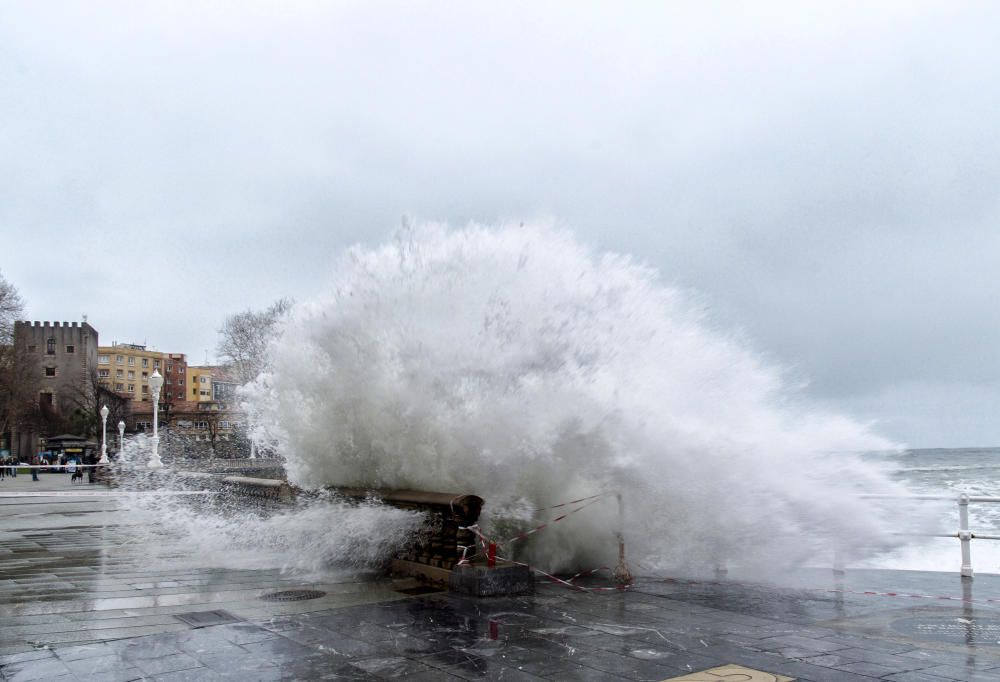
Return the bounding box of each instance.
[112,437,427,576]
[241,221,916,575]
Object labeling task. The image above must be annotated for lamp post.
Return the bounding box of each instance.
[117,420,125,455]
[99,405,110,464]
[147,370,164,469]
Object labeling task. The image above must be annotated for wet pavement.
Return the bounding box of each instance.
[5,474,1000,680]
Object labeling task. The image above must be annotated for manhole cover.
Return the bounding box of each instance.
[175,610,242,628]
[259,589,327,602]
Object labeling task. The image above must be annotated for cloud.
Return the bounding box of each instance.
[1,1,998,445]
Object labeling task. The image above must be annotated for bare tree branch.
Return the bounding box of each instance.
[216,298,292,385]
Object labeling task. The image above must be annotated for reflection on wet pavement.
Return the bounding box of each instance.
[6,475,1000,680]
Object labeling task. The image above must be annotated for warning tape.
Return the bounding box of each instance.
[497,554,627,592]
[499,495,608,547]
[455,492,626,593]
[528,493,607,513]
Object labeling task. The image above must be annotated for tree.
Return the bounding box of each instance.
[58,367,129,441]
[0,270,23,346]
[0,271,29,449]
[216,298,292,385]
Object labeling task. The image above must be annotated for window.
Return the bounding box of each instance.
[28,344,36,353]
[166,364,173,372]
[195,421,209,429]
[154,360,160,368]
[116,355,124,363]
[44,366,56,377]
[115,383,124,391]
[127,384,135,393]
[192,387,197,396]
[136,421,152,431]
[220,421,231,429]
[116,369,123,378]
[128,357,135,366]
[142,385,149,393]
[142,358,149,368]
[200,390,210,396]
[46,338,56,355]
[142,371,148,379]
[127,371,135,380]
[65,345,75,354]
[98,355,109,364]
[98,369,110,378]
[200,376,207,384]
[177,379,183,386]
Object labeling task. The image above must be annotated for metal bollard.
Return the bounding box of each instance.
[612,493,633,587]
[959,493,973,578]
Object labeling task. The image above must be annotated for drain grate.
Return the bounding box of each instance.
[175,610,242,628]
[259,589,327,602]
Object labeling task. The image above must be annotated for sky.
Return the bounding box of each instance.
[1,2,998,448]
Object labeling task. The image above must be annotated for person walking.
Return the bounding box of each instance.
[0,458,6,481]
[31,455,39,481]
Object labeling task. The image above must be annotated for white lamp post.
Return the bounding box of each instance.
[117,420,125,454]
[99,405,110,464]
[147,370,164,469]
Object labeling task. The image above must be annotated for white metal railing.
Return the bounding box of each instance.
[861,492,1000,578]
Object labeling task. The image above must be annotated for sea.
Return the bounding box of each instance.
[865,447,1000,575]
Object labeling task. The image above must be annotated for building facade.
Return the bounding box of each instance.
[185,365,234,404]
[97,345,187,405]
[9,320,99,460]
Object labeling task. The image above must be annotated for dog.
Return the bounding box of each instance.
[70,468,83,483]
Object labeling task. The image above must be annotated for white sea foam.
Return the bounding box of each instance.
[237,221,917,575]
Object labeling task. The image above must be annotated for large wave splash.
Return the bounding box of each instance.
[244,222,910,575]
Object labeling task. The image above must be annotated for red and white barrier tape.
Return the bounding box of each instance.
[454,493,627,592]
[528,493,607,513]
[503,495,608,546]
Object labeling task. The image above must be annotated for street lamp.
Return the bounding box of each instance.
[117,420,125,454]
[99,405,110,464]
[147,370,164,469]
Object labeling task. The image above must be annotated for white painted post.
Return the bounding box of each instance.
[959,493,973,578]
[117,420,125,454]
[99,405,109,464]
[147,370,164,469]
[833,548,845,576]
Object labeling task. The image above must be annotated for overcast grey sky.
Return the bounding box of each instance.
[2,2,998,447]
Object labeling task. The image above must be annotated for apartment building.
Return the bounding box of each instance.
[97,345,187,404]
[185,365,235,404]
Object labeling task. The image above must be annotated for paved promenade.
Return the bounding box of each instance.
[4,473,1000,681]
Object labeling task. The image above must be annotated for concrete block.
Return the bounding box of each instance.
[449,562,534,597]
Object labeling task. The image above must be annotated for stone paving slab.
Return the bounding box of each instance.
[7,473,1000,680]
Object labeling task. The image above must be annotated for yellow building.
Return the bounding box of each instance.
[185,365,235,404]
[97,344,188,404]
[97,343,161,402]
